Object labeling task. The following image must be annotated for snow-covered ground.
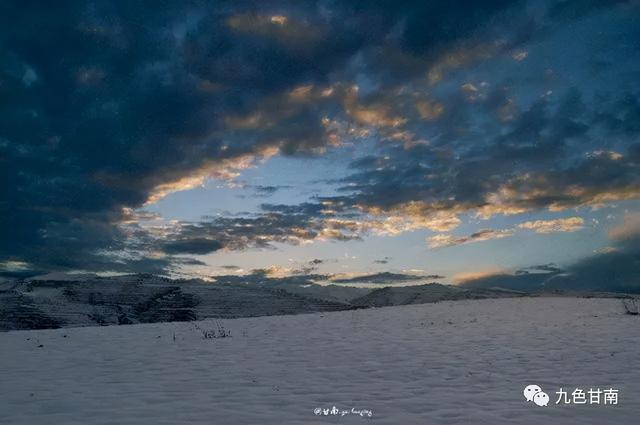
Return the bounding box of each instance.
[1,297,638,424]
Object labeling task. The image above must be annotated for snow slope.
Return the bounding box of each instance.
[1,297,638,424]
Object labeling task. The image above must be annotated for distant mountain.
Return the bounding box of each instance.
[331,272,428,284]
[211,273,372,304]
[351,283,525,307]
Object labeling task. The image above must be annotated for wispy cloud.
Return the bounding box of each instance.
[428,216,586,249]
[428,229,514,249]
[518,217,584,234]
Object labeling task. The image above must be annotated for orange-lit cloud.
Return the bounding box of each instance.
[344,86,407,128]
[416,100,444,120]
[145,146,279,205]
[452,267,505,284]
[428,229,514,249]
[518,217,584,234]
[226,13,325,47]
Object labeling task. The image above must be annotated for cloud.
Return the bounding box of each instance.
[428,229,514,249]
[247,184,292,198]
[416,100,445,120]
[363,204,462,233]
[516,263,562,274]
[225,13,327,49]
[546,0,634,22]
[428,216,587,249]
[155,198,477,255]
[518,217,584,234]
[250,266,289,278]
[162,238,223,255]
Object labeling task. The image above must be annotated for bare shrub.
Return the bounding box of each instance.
[622,298,639,315]
[193,320,232,339]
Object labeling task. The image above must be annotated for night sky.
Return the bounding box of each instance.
[1,1,639,289]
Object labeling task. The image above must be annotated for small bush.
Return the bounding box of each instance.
[193,320,231,339]
[622,298,639,315]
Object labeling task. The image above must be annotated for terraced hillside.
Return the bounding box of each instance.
[0,275,355,331]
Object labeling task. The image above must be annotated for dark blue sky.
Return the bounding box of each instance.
[1,1,639,288]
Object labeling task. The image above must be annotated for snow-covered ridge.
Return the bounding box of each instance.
[0,274,525,331]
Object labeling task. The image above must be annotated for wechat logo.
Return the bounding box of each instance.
[524,384,549,407]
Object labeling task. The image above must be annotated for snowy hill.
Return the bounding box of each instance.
[0,297,638,424]
[0,275,355,331]
[0,274,538,331]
